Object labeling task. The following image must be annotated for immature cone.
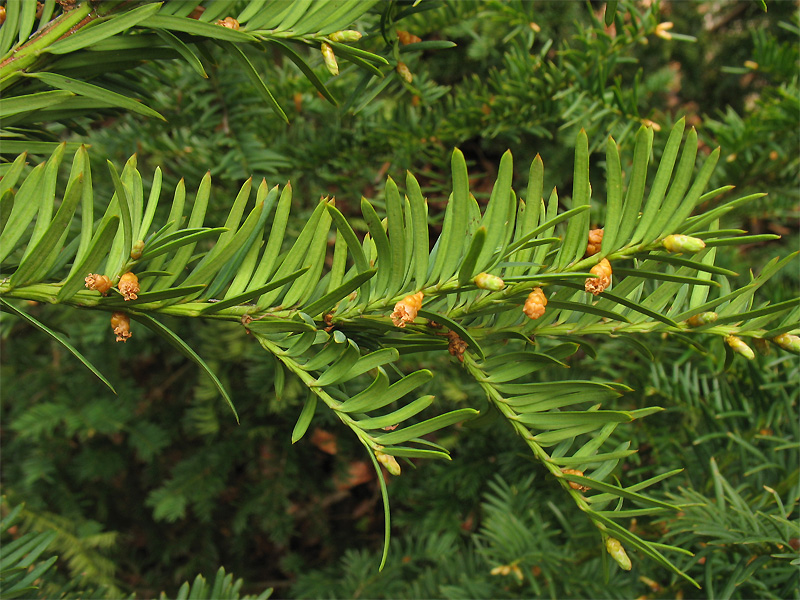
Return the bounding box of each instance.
[474,272,505,291]
[523,287,548,320]
[605,537,632,570]
[585,228,604,256]
[663,234,706,253]
[585,258,612,295]
[396,62,413,83]
[84,273,113,295]
[773,333,800,353]
[110,312,132,343]
[130,240,145,260]
[118,272,140,301]
[397,30,422,45]
[375,450,401,475]
[391,292,423,327]
[320,42,339,76]
[329,30,362,42]
[725,335,755,360]
[687,312,718,327]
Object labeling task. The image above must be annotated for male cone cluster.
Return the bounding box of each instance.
[523,287,547,320]
[110,312,132,343]
[391,292,423,327]
[118,272,139,301]
[85,272,140,341]
[585,228,604,256]
[84,273,113,295]
[585,258,612,295]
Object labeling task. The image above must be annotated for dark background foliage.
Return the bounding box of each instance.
[1,1,798,598]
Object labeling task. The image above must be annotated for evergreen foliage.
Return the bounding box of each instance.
[0,498,273,599]
[1,1,797,597]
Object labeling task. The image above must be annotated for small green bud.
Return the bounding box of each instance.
[474,272,505,291]
[687,311,718,327]
[329,30,362,43]
[663,234,706,253]
[773,333,800,353]
[725,335,755,360]
[320,42,339,76]
[130,240,145,260]
[605,537,632,571]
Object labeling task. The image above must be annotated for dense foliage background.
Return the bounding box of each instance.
[1,1,798,598]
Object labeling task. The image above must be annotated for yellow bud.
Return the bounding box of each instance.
[490,564,512,576]
[321,42,339,76]
[397,30,422,45]
[130,240,145,260]
[215,17,240,30]
[655,21,673,40]
[687,312,718,327]
[396,62,413,83]
[725,335,755,360]
[474,272,505,291]
[605,537,632,570]
[375,450,401,475]
[773,333,800,353]
[641,118,662,131]
[329,30,362,43]
[663,234,706,253]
